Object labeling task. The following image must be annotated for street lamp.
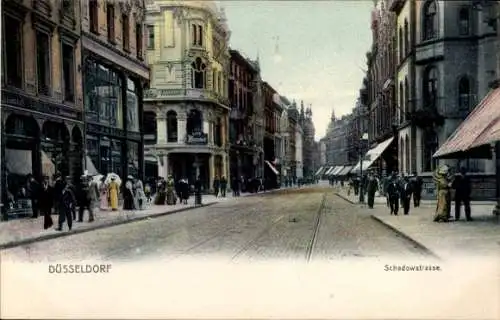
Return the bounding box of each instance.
[359,132,369,203]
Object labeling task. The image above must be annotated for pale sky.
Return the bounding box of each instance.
[221,0,373,140]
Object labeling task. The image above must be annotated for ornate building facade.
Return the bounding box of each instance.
[143,0,230,191]
[298,101,316,177]
[262,82,280,188]
[81,0,150,180]
[1,0,84,219]
[228,49,261,180]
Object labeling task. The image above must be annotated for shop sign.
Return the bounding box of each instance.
[186,132,208,145]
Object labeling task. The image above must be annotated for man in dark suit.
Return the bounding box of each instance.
[452,167,472,221]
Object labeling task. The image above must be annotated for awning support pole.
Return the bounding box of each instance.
[493,142,500,216]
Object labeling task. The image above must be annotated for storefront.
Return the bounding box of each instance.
[83,57,144,180]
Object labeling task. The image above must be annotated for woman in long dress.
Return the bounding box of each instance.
[166,175,176,205]
[108,177,119,211]
[99,177,108,211]
[433,165,451,222]
[123,176,135,210]
[134,178,147,210]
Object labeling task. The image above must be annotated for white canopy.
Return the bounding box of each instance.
[351,137,394,173]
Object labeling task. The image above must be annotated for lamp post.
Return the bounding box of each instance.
[359,133,369,203]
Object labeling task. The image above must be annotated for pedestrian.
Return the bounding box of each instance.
[144,182,152,205]
[155,177,167,205]
[452,167,472,221]
[386,173,400,215]
[433,165,452,222]
[27,174,40,218]
[400,176,413,215]
[99,176,108,211]
[411,172,423,207]
[179,178,189,204]
[366,174,378,209]
[123,176,135,210]
[39,176,53,229]
[76,175,96,222]
[108,176,120,211]
[213,175,220,198]
[134,177,147,210]
[220,176,227,197]
[52,173,65,216]
[56,179,75,231]
[194,176,202,205]
[165,175,176,205]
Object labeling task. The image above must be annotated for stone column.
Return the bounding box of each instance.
[203,120,210,140]
[209,154,215,192]
[177,114,186,144]
[157,114,167,144]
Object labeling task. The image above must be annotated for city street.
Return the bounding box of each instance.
[0,187,432,263]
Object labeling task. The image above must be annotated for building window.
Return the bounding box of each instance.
[3,15,23,88]
[458,76,471,110]
[166,110,178,142]
[459,7,470,36]
[404,19,409,54]
[198,25,203,46]
[423,66,438,109]
[191,24,197,46]
[399,82,404,123]
[62,43,75,102]
[122,14,130,52]
[404,77,409,113]
[126,78,139,132]
[214,117,222,147]
[107,4,115,42]
[423,0,438,41]
[136,23,143,59]
[147,25,154,49]
[405,135,410,173]
[36,30,51,96]
[187,109,203,134]
[62,0,74,16]
[89,0,99,34]
[422,130,438,172]
[191,23,203,46]
[191,57,206,89]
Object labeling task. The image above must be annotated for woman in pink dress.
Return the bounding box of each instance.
[99,177,108,211]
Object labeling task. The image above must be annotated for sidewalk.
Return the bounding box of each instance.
[0,185,310,250]
[333,187,500,260]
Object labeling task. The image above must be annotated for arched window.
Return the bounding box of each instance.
[405,135,410,174]
[399,82,404,123]
[191,57,206,89]
[423,0,438,40]
[459,7,470,35]
[458,76,471,110]
[399,28,403,62]
[422,130,438,172]
[166,110,177,142]
[423,66,438,109]
[186,109,202,135]
[404,77,409,113]
[214,117,222,147]
[404,19,409,54]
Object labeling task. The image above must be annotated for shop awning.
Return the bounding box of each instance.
[324,166,334,175]
[265,160,279,175]
[85,156,99,176]
[351,137,394,173]
[331,166,344,176]
[434,88,500,159]
[337,166,353,176]
[5,149,32,175]
[314,166,325,176]
[144,156,158,163]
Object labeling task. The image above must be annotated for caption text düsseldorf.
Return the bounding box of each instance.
[49,264,112,274]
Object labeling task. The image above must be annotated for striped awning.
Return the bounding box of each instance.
[314,166,325,176]
[434,88,500,158]
[337,166,353,176]
[330,166,344,176]
[351,137,394,173]
[265,160,279,175]
[324,166,335,175]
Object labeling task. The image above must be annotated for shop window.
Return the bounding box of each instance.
[126,78,139,132]
[62,43,75,102]
[167,110,178,142]
[3,14,23,88]
[127,141,139,177]
[36,30,51,96]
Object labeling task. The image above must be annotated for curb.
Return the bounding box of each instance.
[334,192,356,204]
[370,215,441,260]
[0,202,217,251]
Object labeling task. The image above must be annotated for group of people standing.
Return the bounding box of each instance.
[154,176,193,206]
[382,172,423,216]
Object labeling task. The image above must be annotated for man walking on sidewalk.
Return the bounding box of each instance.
[56,179,75,231]
[411,172,423,208]
[366,174,378,209]
[452,167,472,221]
[401,176,413,215]
[387,173,400,215]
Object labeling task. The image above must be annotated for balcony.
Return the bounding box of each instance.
[144,88,230,108]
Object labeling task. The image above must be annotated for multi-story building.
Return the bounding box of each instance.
[298,101,316,177]
[273,93,286,182]
[287,101,299,180]
[346,99,369,167]
[143,0,230,191]
[364,0,398,176]
[1,0,83,219]
[295,118,304,179]
[228,49,260,180]
[262,81,280,188]
[82,0,150,180]
[319,140,327,166]
[278,96,291,180]
[391,0,496,198]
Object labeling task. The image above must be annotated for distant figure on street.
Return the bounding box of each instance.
[166,175,176,205]
[56,179,75,231]
[386,173,400,215]
[366,174,378,209]
[99,176,108,211]
[231,176,240,197]
[194,176,202,205]
[123,176,135,210]
[411,172,423,207]
[179,178,190,204]
[27,174,40,218]
[213,175,220,198]
[39,176,53,229]
[400,176,413,215]
[220,176,227,197]
[108,176,120,211]
[134,177,147,210]
[433,165,452,222]
[452,167,472,221]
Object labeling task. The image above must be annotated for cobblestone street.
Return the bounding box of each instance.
[0,187,433,263]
